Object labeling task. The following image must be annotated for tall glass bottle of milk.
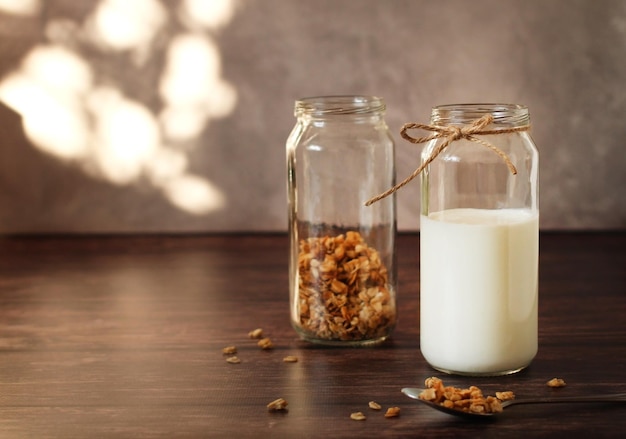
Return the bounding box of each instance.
[419,104,539,376]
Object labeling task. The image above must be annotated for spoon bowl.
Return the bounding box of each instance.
[401,387,626,418]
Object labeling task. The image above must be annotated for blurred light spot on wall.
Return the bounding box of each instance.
[159,34,237,140]
[87,87,159,185]
[0,0,239,216]
[86,0,166,52]
[160,105,208,142]
[161,175,225,215]
[146,148,188,184]
[0,46,92,159]
[0,0,40,15]
[23,45,94,94]
[180,0,238,31]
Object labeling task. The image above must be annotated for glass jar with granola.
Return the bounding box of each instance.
[286,96,397,346]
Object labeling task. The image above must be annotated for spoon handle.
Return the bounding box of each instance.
[503,393,626,408]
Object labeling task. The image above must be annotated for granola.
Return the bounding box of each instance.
[350,412,366,421]
[267,398,288,412]
[418,377,513,414]
[547,378,566,388]
[225,356,241,364]
[368,401,382,410]
[384,407,401,418]
[296,231,396,341]
[258,337,273,350]
[222,346,237,355]
[248,328,263,339]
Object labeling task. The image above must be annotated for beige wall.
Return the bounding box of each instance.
[1,0,624,234]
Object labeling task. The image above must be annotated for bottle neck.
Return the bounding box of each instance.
[430,103,530,128]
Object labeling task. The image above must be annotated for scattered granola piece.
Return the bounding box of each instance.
[418,388,437,401]
[258,337,273,350]
[282,355,298,363]
[267,398,288,412]
[496,391,515,401]
[222,346,237,355]
[547,378,567,388]
[487,397,503,413]
[249,328,264,339]
[384,407,401,418]
[350,412,366,421]
[225,356,241,364]
[368,401,382,410]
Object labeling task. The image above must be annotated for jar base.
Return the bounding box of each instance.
[295,328,391,347]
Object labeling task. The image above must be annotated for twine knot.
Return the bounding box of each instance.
[365,114,529,206]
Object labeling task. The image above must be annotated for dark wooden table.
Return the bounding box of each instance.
[0,232,624,438]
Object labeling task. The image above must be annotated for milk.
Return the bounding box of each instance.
[420,208,539,375]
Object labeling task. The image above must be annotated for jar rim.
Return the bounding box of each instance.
[431,103,530,126]
[295,95,386,117]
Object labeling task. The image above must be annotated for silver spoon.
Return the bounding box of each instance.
[402,387,626,418]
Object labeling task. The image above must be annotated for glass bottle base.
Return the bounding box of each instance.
[427,363,530,377]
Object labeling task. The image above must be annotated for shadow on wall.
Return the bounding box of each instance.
[0,0,237,220]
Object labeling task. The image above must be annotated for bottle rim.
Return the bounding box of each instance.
[295,95,386,117]
[431,103,529,126]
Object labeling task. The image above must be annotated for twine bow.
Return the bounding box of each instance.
[365,114,529,206]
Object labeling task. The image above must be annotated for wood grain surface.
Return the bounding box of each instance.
[0,232,624,438]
